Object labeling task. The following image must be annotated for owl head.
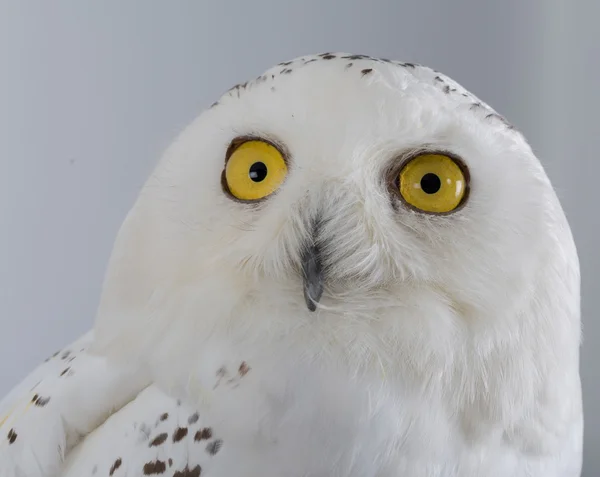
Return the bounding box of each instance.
[92,54,579,391]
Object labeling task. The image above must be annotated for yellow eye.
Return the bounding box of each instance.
[398,154,467,213]
[224,140,288,201]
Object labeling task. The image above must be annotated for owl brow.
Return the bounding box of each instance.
[223,135,290,165]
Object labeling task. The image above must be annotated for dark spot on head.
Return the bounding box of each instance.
[210,101,219,108]
[451,88,457,92]
[216,367,227,378]
[434,76,444,82]
[149,433,168,447]
[278,61,293,66]
[443,85,451,94]
[470,102,483,110]
[143,460,166,475]
[176,400,182,407]
[238,362,250,377]
[206,439,223,456]
[194,428,213,441]
[485,112,514,129]
[160,413,169,421]
[270,86,276,92]
[381,58,392,63]
[109,458,122,476]
[280,68,293,74]
[188,413,199,425]
[304,58,317,64]
[173,427,188,443]
[321,54,336,60]
[462,93,469,97]
[361,68,373,76]
[342,54,370,60]
[168,459,173,467]
[52,351,60,358]
[60,367,70,377]
[7,428,17,444]
[402,62,416,68]
[174,465,202,477]
[271,74,275,79]
[61,351,71,360]
[345,63,353,69]
[34,395,50,407]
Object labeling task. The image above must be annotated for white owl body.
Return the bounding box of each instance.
[0,54,582,476]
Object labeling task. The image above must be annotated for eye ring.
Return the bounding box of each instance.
[387,150,470,215]
[221,135,290,203]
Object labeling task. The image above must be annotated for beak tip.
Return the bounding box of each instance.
[304,289,320,312]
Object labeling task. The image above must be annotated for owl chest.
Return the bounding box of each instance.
[196,350,466,472]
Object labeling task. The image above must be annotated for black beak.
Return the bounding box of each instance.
[301,236,324,312]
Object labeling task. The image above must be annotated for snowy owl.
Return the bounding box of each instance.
[0,53,582,477]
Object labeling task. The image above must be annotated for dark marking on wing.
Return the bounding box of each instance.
[33,395,51,407]
[238,362,250,377]
[149,433,168,447]
[109,458,122,476]
[174,465,202,477]
[194,428,213,441]
[206,439,223,455]
[173,427,188,442]
[143,460,167,475]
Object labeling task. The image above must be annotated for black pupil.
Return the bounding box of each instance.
[249,162,268,182]
[420,173,441,194]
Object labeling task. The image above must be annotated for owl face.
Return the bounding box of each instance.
[138,54,556,315]
[95,54,574,365]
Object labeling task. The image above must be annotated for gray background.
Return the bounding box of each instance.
[0,1,597,473]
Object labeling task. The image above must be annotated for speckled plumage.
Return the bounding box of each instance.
[0,53,583,477]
